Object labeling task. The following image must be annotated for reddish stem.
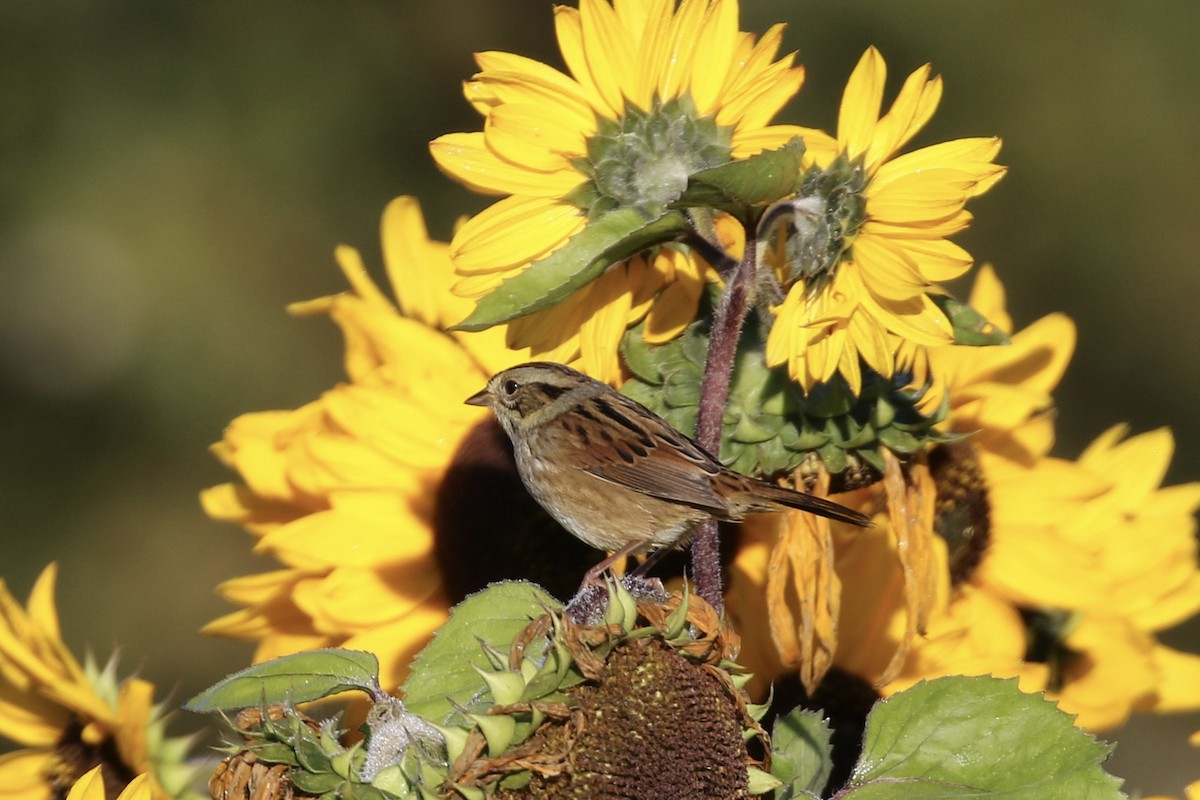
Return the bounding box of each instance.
[690,231,757,611]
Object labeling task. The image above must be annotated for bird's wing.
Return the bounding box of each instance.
[574,391,733,517]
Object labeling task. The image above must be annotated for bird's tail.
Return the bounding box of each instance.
[754,482,873,527]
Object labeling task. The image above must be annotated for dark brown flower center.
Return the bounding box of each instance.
[1020,608,1081,692]
[525,638,750,799]
[48,719,136,800]
[928,442,992,585]
[433,417,600,603]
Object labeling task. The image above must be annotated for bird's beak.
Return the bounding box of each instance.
[464,388,491,407]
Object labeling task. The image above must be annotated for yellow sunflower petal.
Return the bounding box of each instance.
[731,124,813,158]
[643,252,706,343]
[850,237,931,301]
[848,306,894,379]
[430,132,585,198]
[257,492,434,569]
[292,565,441,635]
[656,0,707,101]
[765,475,842,694]
[485,104,588,173]
[0,748,54,799]
[449,196,585,278]
[506,296,586,364]
[629,0,674,108]
[866,169,980,226]
[1058,616,1157,730]
[114,776,152,800]
[0,687,68,747]
[578,270,636,383]
[719,55,803,131]
[877,137,1004,194]
[715,23,799,128]
[883,585,1044,696]
[64,765,107,800]
[114,679,155,776]
[1079,426,1173,503]
[472,50,596,125]
[579,0,637,115]
[1149,644,1200,713]
[965,263,1012,332]
[688,0,740,115]
[838,47,886,159]
[866,66,941,171]
[214,569,311,607]
[24,564,62,646]
[860,289,954,345]
[552,5,615,119]
[884,237,973,283]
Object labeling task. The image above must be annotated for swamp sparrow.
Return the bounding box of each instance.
[466,362,871,584]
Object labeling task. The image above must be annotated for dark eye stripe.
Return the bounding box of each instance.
[538,383,569,401]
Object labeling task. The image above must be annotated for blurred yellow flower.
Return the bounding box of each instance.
[431,0,803,381]
[202,197,597,689]
[0,565,178,800]
[65,768,151,800]
[765,47,1005,393]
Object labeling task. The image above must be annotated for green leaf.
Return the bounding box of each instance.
[838,676,1124,799]
[678,137,806,214]
[340,783,390,800]
[251,743,301,767]
[453,208,688,331]
[770,708,834,799]
[401,582,561,725]
[184,649,380,712]
[288,770,344,795]
[933,295,1011,346]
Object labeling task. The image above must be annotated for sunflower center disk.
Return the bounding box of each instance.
[580,96,732,215]
[928,441,992,585]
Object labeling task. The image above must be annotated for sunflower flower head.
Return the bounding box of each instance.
[765,46,1006,394]
[0,565,199,800]
[193,583,772,800]
[201,197,600,695]
[433,0,807,381]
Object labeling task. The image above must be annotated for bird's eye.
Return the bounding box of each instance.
[502,379,519,396]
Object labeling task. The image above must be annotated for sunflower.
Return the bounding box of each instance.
[731,266,1200,732]
[431,0,804,381]
[0,565,186,800]
[764,46,1005,394]
[202,197,598,689]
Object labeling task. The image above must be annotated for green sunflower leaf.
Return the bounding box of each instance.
[401,581,561,725]
[452,208,688,331]
[677,137,806,214]
[770,708,834,799]
[184,649,380,713]
[933,295,1011,346]
[837,675,1124,799]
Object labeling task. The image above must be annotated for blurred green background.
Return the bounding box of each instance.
[2,1,1198,794]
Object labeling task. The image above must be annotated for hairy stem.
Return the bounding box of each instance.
[690,228,758,611]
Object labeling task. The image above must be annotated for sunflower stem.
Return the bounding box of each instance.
[691,225,757,611]
[681,225,738,279]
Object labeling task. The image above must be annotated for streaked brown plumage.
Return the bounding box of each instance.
[466,362,871,582]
